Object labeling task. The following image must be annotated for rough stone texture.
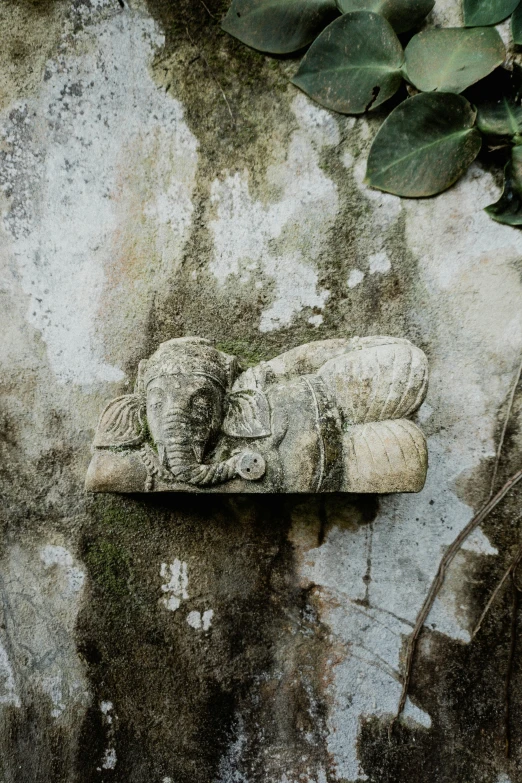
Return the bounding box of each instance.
[85,335,428,493]
[0,0,521,781]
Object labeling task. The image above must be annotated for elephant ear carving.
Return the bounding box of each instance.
[222,389,271,438]
[93,395,145,448]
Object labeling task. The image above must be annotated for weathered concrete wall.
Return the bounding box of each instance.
[1,0,522,780]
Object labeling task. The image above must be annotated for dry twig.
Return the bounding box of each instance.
[471,542,522,639]
[198,0,218,18]
[392,352,522,728]
[489,355,522,498]
[394,467,522,724]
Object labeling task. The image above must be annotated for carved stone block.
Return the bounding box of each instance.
[85,336,429,493]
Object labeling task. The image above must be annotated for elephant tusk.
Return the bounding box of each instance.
[192,441,204,463]
[158,442,167,467]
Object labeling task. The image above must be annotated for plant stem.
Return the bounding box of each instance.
[394,467,522,724]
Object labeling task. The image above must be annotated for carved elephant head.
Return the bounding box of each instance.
[91,337,270,488]
[87,335,429,494]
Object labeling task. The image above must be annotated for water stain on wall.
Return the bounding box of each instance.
[0,0,521,780]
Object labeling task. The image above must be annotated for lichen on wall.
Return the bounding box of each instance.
[209,94,339,332]
[1,0,198,385]
[0,0,522,781]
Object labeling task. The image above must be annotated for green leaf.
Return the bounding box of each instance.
[468,65,522,136]
[335,0,434,33]
[291,12,404,114]
[479,95,522,135]
[366,92,482,196]
[221,0,338,54]
[463,0,519,27]
[512,0,522,44]
[404,27,505,93]
[485,144,522,224]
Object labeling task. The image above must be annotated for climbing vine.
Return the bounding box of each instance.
[222,0,522,225]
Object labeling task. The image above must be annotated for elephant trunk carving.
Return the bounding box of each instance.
[86,335,429,494]
[160,409,238,487]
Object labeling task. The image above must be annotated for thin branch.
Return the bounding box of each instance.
[198,0,218,18]
[490,355,522,498]
[185,26,234,122]
[472,543,522,639]
[394,467,522,723]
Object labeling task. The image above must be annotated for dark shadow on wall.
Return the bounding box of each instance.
[358,468,522,783]
[358,597,521,783]
[72,493,339,783]
[2,486,522,782]
[2,0,59,10]
[0,702,74,783]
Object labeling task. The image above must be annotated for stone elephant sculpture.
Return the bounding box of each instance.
[85,335,429,494]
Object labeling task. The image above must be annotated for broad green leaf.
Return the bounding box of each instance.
[404,27,505,93]
[468,65,522,136]
[463,0,519,27]
[366,92,482,196]
[485,145,522,224]
[479,95,522,134]
[336,0,434,33]
[291,12,404,114]
[512,0,522,44]
[221,0,338,54]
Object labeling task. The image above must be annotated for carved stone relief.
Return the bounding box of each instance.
[85,336,429,493]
